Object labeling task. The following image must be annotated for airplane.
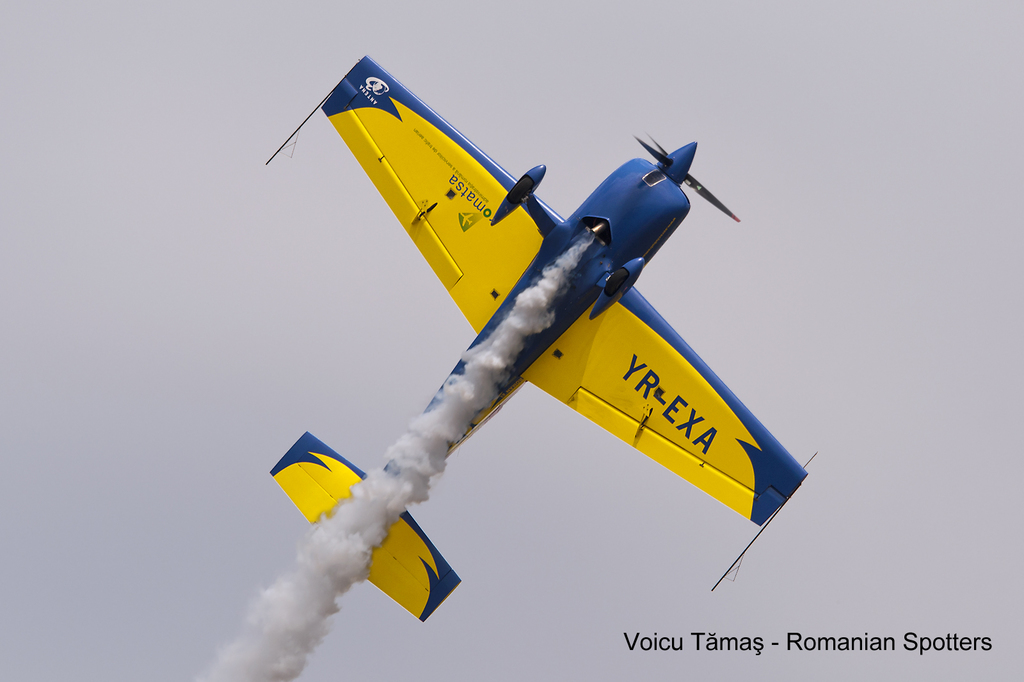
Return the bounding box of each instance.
[267,56,807,621]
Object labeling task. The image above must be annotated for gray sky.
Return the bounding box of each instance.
[2,1,1021,680]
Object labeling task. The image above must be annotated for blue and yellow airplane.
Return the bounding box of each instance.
[269,56,807,621]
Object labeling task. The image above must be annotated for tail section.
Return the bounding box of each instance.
[271,432,460,621]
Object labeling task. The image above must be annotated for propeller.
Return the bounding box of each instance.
[635,136,740,223]
[682,174,740,223]
[633,136,672,167]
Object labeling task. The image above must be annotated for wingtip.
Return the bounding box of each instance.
[733,215,741,223]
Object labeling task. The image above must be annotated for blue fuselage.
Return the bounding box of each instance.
[466,158,691,385]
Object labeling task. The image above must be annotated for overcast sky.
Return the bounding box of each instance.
[2,1,1022,680]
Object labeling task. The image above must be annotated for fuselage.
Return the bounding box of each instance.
[464,157,691,388]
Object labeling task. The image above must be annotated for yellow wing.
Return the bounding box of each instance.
[322,57,544,333]
[522,289,807,524]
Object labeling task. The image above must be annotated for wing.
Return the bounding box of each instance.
[522,288,807,524]
[321,56,546,333]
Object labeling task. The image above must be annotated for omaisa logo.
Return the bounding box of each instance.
[365,77,389,95]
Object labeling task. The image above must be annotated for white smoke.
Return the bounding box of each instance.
[199,234,592,682]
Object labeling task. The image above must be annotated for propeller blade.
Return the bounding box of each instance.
[634,136,671,167]
[683,174,740,222]
[649,136,669,157]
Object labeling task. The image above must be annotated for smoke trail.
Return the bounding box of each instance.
[200,235,592,682]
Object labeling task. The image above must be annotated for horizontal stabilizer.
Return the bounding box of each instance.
[271,432,460,621]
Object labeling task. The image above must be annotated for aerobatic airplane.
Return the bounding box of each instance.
[268,56,807,621]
